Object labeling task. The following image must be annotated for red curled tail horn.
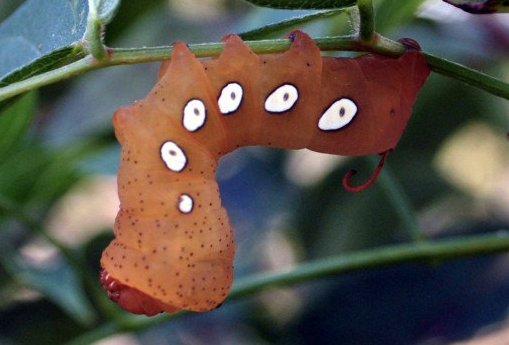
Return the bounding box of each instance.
[343,150,391,192]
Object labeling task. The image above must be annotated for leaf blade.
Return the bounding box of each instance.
[0,0,88,80]
[242,0,357,9]
[443,0,509,13]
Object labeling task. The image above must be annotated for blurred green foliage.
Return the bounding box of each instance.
[1,0,509,344]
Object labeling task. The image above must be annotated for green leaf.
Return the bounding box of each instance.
[239,9,347,40]
[89,0,121,24]
[242,0,357,9]
[0,0,88,81]
[0,46,82,112]
[374,0,427,34]
[443,0,509,13]
[0,47,80,89]
[0,92,36,160]
[0,0,89,111]
[0,144,82,207]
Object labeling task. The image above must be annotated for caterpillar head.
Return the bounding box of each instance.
[99,269,179,316]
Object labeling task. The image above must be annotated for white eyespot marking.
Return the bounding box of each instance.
[183,99,206,132]
[177,194,194,214]
[318,98,358,131]
[218,82,243,115]
[264,84,299,113]
[160,141,187,172]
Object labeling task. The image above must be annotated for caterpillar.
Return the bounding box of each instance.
[99,30,430,316]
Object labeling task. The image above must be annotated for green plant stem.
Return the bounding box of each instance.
[424,52,509,101]
[65,231,509,345]
[0,36,508,105]
[357,0,375,42]
[229,232,509,297]
[85,0,107,60]
[0,55,97,103]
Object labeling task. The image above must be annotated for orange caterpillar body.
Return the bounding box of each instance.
[100,30,430,316]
